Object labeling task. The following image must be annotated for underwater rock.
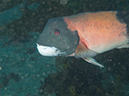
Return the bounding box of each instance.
[0,1,26,26]
[60,0,68,5]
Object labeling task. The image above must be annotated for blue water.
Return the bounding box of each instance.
[0,0,129,96]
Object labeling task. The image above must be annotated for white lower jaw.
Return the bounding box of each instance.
[36,43,65,56]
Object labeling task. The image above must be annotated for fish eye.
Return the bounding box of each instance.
[54,30,60,35]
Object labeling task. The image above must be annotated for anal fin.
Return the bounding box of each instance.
[83,57,104,68]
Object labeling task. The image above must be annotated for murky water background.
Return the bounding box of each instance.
[0,0,129,96]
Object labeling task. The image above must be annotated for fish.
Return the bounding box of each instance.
[36,11,129,68]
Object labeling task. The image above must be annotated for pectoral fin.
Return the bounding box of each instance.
[75,41,97,58]
[75,41,104,68]
[83,57,104,68]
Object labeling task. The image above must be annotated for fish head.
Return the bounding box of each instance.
[36,17,79,57]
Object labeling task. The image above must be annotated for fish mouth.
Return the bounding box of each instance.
[36,43,66,56]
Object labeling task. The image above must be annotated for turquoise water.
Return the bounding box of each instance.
[0,0,129,96]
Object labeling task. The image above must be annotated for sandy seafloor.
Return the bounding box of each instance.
[0,0,129,96]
